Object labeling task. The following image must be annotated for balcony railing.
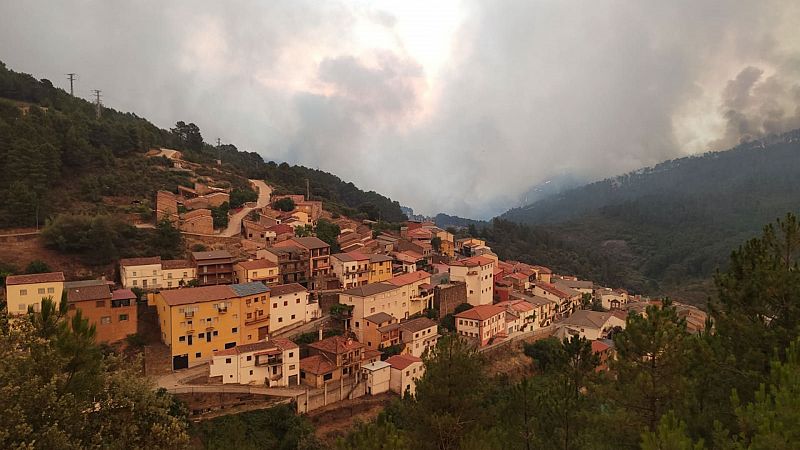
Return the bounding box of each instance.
[245,315,270,325]
[184,311,195,318]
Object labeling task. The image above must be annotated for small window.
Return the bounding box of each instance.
[296,298,300,304]
[232,327,238,333]
[38,288,45,295]
[283,301,288,306]
[47,287,55,294]
[249,370,253,375]
[19,289,27,296]
[278,317,283,323]
[119,314,129,321]
[100,316,111,324]
[198,333,205,338]
[179,336,186,342]
[289,364,295,370]
[225,358,231,364]
[291,314,295,320]
[247,355,252,361]
[289,352,294,358]
[195,352,201,358]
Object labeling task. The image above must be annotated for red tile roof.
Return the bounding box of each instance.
[161,259,192,270]
[455,304,506,321]
[237,259,278,270]
[270,283,307,296]
[300,354,336,375]
[111,289,136,300]
[308,335,364,354]
[119,257,161,267]
[386,354,422,370]
[6,272,65,285]
[592,341,611,353]
[159,285,237,307]
[266,224,294,235]
[387,270,430,287]
[534,281,570,299]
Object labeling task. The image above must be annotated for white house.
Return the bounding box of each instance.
[361,360,391,395]
[387,354,424,397]
[210,338,300,386]
[554,310,626,341]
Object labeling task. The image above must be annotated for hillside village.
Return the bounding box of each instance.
[2,149,708,419]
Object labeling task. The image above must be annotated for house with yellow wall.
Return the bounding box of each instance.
[234,259,280,286]
[230,282,271,345]
[368,254,393,283]
[5,272,65,315]
[154,285,242,370]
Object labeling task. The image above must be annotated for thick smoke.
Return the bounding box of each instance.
[1,1,799,218]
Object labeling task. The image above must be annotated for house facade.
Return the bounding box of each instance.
[234,259,280,285]
[191,250,236,286]
[448,256,495,306]
[300,335,365,388]
[65,281,136,343]
[387,354,424,397]
[154,285,241,370]
[268,283,309,334]
[210,338,300,386]
[331,252,370,289]
[5,272,65,315]
[455,304,507,346]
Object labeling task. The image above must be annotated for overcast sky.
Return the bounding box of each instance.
[2,1,799,218]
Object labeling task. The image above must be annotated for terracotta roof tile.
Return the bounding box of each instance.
[270,283,307,296]
[119,257,161,267]
[387,270,430,287]
[308,335,364,354]
[300,354,336,375]
[455,304,506,321]
[159,285,237,307]
[6,272,65,285]
[386,354,422,370]
[237,259,278,270]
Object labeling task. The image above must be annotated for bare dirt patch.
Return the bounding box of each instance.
[307,393,395,444]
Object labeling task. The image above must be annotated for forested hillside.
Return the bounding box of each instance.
[0,61,405,228]
[486,131,800,303]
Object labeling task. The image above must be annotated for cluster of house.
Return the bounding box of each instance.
[4,190,711,401]
[156,182,232,235]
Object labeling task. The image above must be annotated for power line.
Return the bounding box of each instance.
[91,89,102,119]
[66,73,77,96]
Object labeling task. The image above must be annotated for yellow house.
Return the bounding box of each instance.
[368,254,393,283]
[229,282,271,345]
[234,259,280,286]
[161,259,197,289]
[5,272,65,315]
[154,285,242,370]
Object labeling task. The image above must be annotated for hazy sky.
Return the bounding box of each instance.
[2,1,799,218]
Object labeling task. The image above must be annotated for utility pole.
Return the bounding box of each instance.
[216,137,222,164]
[66,73,76,96]
[91,89,102,119]
[306,178,310,200]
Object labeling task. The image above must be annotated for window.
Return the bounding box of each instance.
[278,317,283,323]
[132,280,137,286]
[283,301,288,306]
[225,358,231,364]
[47,287,54,294]
[132,271,137,277]
[153,270,157,276]
[167,273,173,279]
[195,352,202,358]
[296,298,300,304]
[247,355,252,361]
[19,289,27,296]
[291,314,295,320]
[323,373,333,381]
[289,352,294,358]
[249,370,253,375]
[199,333,205,338]
[183,272,188,277]
[232,327,238,333]
[289,364,295,370]
[179,336,185,342]
[38,288,45,295]
[273,303,277,308]
[17,304,25,311]
[101,316,111,324]
[167,281,173,288]
[96,300,106,307]
[213,331,218,336]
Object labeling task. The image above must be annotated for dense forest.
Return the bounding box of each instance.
[0,61,406,228]
[481,131,800,303]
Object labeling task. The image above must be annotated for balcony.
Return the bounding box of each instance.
[245,315,270,325]
[184,311,195,318]
[217,307,228,314]
[256,355,283,366]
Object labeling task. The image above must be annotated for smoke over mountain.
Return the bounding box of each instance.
[1,1,799,218]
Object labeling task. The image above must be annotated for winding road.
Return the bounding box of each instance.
[220,179,272,237]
